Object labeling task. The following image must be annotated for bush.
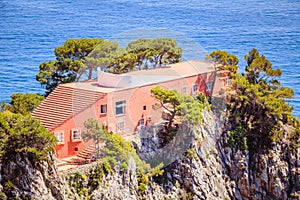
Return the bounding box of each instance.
[226,124,248,151]
[68,172,89,198]
[138,183,147,194]
[0,192,7,200]
[186,148,199,161]
[88,164,105,189]
[137,174,149,194]
[86,128,151,174]
[0,112,57,163]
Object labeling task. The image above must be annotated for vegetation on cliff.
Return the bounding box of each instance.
[219,48,299,152]
[0,112,57,199]
[82,118,150,173]
[0,92,54,163]
[0,89,58,199]
[0,112,56,163]
[68,118,166,198]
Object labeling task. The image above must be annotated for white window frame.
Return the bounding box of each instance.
[117,119,125,133]
[72,128,81,141]
[226,77,231,86]
[55,131,64,144]
[116,100,126,115]
[100,104,107,114]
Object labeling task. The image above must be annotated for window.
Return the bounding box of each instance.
[206,82,213,91]
[139,118,145,126]
[101,104,107,114]
[72,129,81,141]
[143,105,147,110]
[117,120,125,133]
[116,100,126,115]
[55,131,64,144]
[192,84,198,94]
[226,78,231,86]
[181,86,187,94]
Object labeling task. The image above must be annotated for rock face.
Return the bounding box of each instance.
[133,109,299,200]
[0,153,68,200]
[0,110,299,199]
[133,109,238,200]
[219,134,300,200]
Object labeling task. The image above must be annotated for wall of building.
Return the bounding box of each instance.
[105,71,221,137]
[52,70,226,158]
[53,95,108,158]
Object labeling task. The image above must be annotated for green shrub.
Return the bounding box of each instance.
[68,172,89,198]
[138,183,147,194]
[137,173,149,194]
[4,180,14,189]
[82,124,150,174]
[88,164,105,189]
[226,125,248,151]
[186,148,199,161]
[0,112,57,163]
[149,163,164,177]
[0,192,7,200]
[224,49,296,152]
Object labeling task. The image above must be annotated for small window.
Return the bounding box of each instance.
[117,120,125,133]
[206,82,213,91]
[74,147,78,151]
[72,129,81,141]
[139,118,145,126]
[143,105,147,110]
[226,78,230,86]
[116,101,126,115]
[55,131,64,144]
[192,84,198,94]
[181,86,187,94]
[101,104,107,114]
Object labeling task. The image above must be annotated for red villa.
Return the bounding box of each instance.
[32,60,231,158]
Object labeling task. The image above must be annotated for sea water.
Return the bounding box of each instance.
[0,0,299,114]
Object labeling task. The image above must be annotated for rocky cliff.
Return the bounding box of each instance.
[0,153,68,200]
[0,110,299,200]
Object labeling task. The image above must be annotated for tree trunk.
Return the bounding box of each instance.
[88,66,93,79]
[167,111,176,131]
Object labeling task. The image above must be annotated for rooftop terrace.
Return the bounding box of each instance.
[63,60,215,93]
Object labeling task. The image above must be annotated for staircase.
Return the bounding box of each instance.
[75,145,96,160]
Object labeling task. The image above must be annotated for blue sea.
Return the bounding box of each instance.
[0,0,300,114]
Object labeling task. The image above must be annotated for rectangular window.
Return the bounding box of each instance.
[101,104,107,114]
[226,78,230,86]
[192,84,198,94]
[139,118,145,126]
[55,131,64,144]
[116,100,126,115]
[117,120,125,133]
[143,105,147,110]
[181,86,187,94]
[206,82,213,91]
[72,129,81,141]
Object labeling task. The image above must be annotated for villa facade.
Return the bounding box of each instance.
[32,60,230,158]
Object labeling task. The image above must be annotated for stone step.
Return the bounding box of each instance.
[75,145,96,160]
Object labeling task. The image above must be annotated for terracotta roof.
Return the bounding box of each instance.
[32,85,106,131]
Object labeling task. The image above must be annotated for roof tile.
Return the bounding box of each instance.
[32,85,105,131]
